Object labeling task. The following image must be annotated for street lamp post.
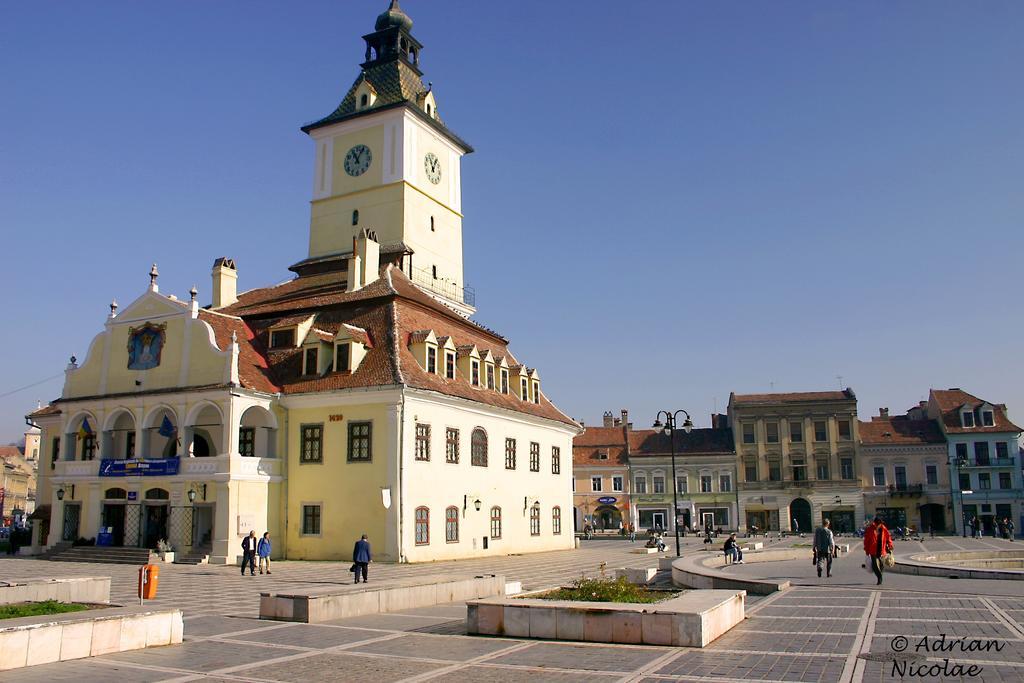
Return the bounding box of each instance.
[652,410,693,557]
[955,454,968,538]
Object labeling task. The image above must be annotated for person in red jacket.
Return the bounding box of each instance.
[863,516,893,585]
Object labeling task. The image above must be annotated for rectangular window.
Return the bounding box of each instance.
[591,476,602,492]
[529,442,540,472]
[653,476,665,493]
[415,423,430,461]
[426,346,437,374]
[742,422,755,444]
[894,465,907,490]
[300,424,323,463]
[974,441,990,466]
[551,446,561,474]
[999,472,1012,489]
[979,472,991,490]
[814,420,827,442]
[744,458,757,482]
[51,437,60,469]
[529,505,540,536]
[415,507,429,545]
[982,411,994,426]
[926,465,938,486]
[816,459,829,481]
[445,507,459,543]
[82,434,97,460]
[335,343,351,373]
[676,477,687,494]
[838,420,851,440]
[239,427,255,457]
[490,507,502,539]
[789,420,803,443]
[500,369,509,394]
[959,472,971,490]
[634,476,647,494]
[996,442,1009,459]
[766,422,779,443]
[719,474,731,492]
[955,443,968,461]
[347,422,372,461]
[962,411,975,428]
[841,457,854,480]
[700,475,712,493]
[768,459,781,481]
[520,378,528,400]
[471,360,480,386]
[301,504,321,535]
[792,457,807,481]
[486,364,495,389]
[270,328,295,349]
[532,381,540,404]
[505,438,517,470]
[445,352,456,379]
[612,475,623,491]
[552,507,562,535]
[125,431,135,459]
[446,428,459,464]
[304,347,319,375]
[873,466,886,487]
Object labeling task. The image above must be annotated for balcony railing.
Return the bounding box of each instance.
[410,266,475,307]
[739,479,860,491]
[887,483,924,496]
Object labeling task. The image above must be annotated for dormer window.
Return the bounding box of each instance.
[360,94,369,108]
[270,328,295,349]
[982,410,994,427]
[471,360,480,386]
[501,369,509,394]
[445,351,456,379]
[426,346,437,374]
[336,342,351,373]
[962,411,975,428]
[532,380,540,404]
[303,347,319,376]
[520,377,528,400]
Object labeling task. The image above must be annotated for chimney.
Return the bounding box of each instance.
[711,413,728,429]
[919,401,927,410]
[620,409,631,430]
[211,258,237,308]
[602,411,614,428]
[879,407,889,418]
[347,228,381,292]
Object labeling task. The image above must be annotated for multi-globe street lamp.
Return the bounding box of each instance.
[652,410,694,557]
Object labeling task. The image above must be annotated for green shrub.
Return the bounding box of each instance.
[540,576,673,604]
[0,600,90,620]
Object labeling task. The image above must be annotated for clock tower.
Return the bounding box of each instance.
[297,0,475,315]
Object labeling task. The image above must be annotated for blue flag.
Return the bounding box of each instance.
[158,415,177,438]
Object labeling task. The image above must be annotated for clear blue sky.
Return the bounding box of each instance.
[2,1,1022,442]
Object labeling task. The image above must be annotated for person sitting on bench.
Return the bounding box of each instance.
[723,533,744,564]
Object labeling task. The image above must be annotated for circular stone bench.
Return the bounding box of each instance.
[892,550,1024,581]
[671,547,842,595]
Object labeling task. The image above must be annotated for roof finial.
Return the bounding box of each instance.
[149,263,159,291]
[189,285,198,302]
[109,299,118,317]
[231,330,238,344]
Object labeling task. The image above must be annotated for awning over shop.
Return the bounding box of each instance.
[28,504,51,521]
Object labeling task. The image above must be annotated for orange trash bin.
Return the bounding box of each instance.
[138,564,159,600]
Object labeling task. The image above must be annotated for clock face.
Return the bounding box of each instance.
[344,144,372,177]
[424,152,442,184]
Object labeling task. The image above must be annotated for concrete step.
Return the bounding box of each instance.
[49,546,156,565]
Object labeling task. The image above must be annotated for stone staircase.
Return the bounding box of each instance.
[48,545,156,565]
[174,546,212,565]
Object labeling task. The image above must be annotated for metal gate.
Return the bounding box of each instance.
[124,503,142,547]
[169,506,194,548]
[61,503,81,541]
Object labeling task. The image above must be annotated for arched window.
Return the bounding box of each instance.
[426,103,432,116]
[352,209,359,226]
[530,504,541,536]
[445,506,459,543]
[490,506,502,539]
[415,506,429,545]
[552,506,562,535]
[359,93,368,108]
[104,488,127,500]
[471,428,488,467]
[145,488,169,500]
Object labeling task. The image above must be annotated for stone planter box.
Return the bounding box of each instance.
[158,552,175,563]
[0,606,183,671]
[261,573,505,623]
[467,590,744,647]
[614,567,657,584]
[0,577,110,606]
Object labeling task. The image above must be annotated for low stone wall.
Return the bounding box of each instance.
[261,573,505,623]
[671,550,806,595]
[0,577,111,606]
[467,590,744,647]
[893,551,1024,581]
[0,606,183,671]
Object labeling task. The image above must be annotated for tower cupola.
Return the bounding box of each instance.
[363,0,422,74]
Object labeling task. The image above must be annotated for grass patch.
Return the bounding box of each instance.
[534,577,678,604]
[0,600,91,620]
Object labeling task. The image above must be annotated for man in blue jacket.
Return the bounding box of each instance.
[352,534,371,584]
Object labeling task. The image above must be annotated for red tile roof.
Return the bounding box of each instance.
[930,389,1022,435]
[731,390,855,405]
[572,426,628,466]
[27,404,61,419]
[197,310,279,395]
[628,428,735,456]
[859,416,946,446]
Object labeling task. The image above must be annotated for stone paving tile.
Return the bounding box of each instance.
[744,616,861,634]
[708,629,858,655]
[407,619,469,635]
[323,612,461,632]
[0,659,177,683]
[487,642,667,672]
[992,599,1024,610]
[225,623,384,649]
[773,596,870,605]
[876,607,993,621]
[183,614,285,638]
[242,651,448,682]
[754,605,865,619]
[655,650,847,681]
[881,597,987,609]
[872,618,1018,638]
[348,632,523,661]
[433,665,622,682]
[100,638,295,672]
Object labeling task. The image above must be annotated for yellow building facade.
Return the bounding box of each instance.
[28,1,578,564]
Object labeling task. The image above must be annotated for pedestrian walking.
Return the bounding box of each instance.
[351,534,371,584]
[814,519,836,578]
[257,532,272,574]
[792,517,800,536]
[628,523,636,543]
[241,530,258,576]
[863,516,893,585]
